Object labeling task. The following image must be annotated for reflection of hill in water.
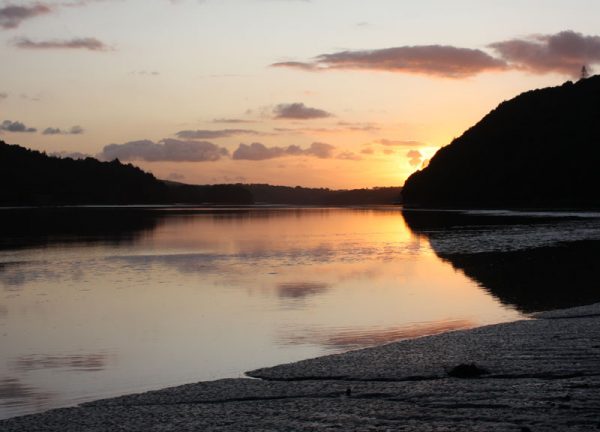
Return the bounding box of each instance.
[0,208,164,250]
[402,209,600,313]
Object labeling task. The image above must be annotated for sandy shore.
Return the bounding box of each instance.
[2,303,600,431]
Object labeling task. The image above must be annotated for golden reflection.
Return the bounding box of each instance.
[276,319,475,350]
[0,207,526,419]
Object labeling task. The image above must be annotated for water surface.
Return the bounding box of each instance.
[1,206,598,419]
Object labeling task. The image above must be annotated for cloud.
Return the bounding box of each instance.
[175,128,260,139]
[273,102,332,119]
[489,30,600,77]
[383,149,395,155]
[20,93,41,102]
[13,37,111,51]
[0,120,36,133]
[336,151,362,161]
[43,127,61,135]
[406,149,423,166]
[376,139,427,147]
[273,45,507,78]
[271,121,380,136]
[271,61,317,71]
[232,141,335,160]
[0,3,52,30]
[99,139,228,162]
[50,151,91,159]
[42,125,84,135]
[213,118,256,124]
[0,92,7,100]
[131,70,159,76]
[336,121,379,132]
[272,31,600,79]
[361,147,374,155]
[60,0,123,6]
[307,141,335,158]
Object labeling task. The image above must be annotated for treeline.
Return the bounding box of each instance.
[0,142,402,206]
[0,142,253,205]
[244,184,402,205]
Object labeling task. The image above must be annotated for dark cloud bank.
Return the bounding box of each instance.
[273,103,332,119]
[99,139,346,162]
[99,139,229,162]
[1,120,36,133]
[0,4,51,29]
[274,30,600,78]
[232,142,335,160]
[489,31,600,76]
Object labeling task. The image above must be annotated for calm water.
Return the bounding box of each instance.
[1,206,600,419]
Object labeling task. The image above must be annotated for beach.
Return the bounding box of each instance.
[2,302,599,431]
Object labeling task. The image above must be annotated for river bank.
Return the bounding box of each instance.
[2,302,599,431]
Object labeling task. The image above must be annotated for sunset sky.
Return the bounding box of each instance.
[2,0,600,188]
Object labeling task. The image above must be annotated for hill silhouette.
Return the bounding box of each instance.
[402,76,600,208]
[0,142,253,205]
[0,142,401,206]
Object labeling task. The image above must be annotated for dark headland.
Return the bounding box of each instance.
[0,142,253,205]
[402,76,600,208]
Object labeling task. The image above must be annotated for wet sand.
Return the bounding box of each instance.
[2,303,599,431]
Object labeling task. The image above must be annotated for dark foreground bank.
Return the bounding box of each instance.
[1,303,599,431]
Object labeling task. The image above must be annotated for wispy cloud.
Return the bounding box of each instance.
[60,0,124,7]
[99,139,228,162]
[50,151,90,159]
[0,3,52,30]
[273,102,332,119]
[131,70,160,76]
[213,118,256,124]
[489,30,600,77]
[273,46,507,78]
[0,92,7,101]
[13,37,111,51]
[175,129,260,139]
[376,139,427,147]
[336,151,361,161]
[0,120,37,133]
[232,141,335,160]
[272,121,379,135]
[43,125,84,135]
[336,121,379,132]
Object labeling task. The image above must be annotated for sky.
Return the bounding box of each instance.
[1,0,600,188]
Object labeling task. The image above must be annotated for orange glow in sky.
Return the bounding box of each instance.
[1,1,598,188]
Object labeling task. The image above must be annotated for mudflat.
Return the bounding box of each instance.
[2,303,599,431]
